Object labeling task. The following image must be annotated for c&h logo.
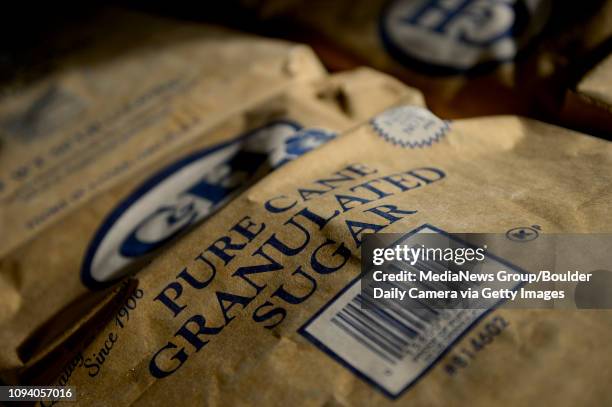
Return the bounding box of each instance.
[81,120,335,288]
[380,0,551,74]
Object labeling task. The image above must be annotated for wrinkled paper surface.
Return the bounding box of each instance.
[0,11,423,382]
[45,105,612,406]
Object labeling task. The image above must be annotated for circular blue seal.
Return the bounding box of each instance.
[371,105,449,148]
[379,0,551,75]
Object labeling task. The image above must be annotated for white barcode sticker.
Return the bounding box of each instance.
[299,225,523,398]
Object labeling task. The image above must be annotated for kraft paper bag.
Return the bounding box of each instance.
[561,53,612,136]
[577,54,612,106]
[0,10,423,382]
[238,0,612,118]
[45,104,612,406]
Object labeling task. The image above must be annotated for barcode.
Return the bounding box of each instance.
[332,291,421,364]
[299,224,523,398]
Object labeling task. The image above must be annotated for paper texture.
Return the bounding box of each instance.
[239,0,612,119]
[577,53,612,107]
[43,104,612,406]
[0,11,423,381]
[561,53,612,135]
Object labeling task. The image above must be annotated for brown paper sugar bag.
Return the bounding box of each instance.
[46,104,612,406]
[0,10,327,377]
[19,66,423,387]
[11,65,424,387]
[0,9,326,257]
[0,10,424,380]
[578,54,612,105]
[235,0,612,119]
[561,53,612,136]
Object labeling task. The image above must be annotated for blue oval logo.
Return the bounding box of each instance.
[81,120,308,288]
[380,0,551,74]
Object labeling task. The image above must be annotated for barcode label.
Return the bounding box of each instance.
[299,225,523,398]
